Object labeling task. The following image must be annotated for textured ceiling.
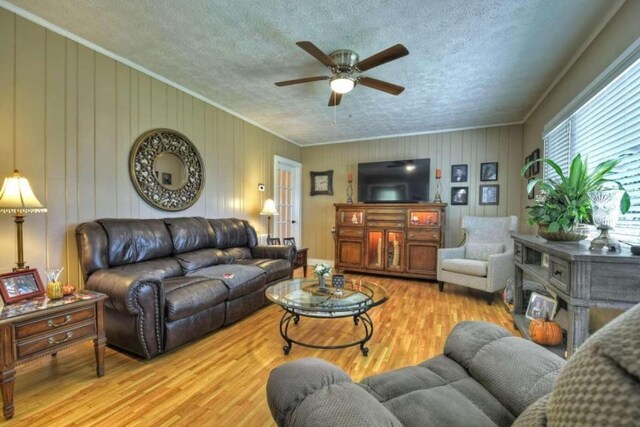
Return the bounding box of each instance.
[6,0,618,145]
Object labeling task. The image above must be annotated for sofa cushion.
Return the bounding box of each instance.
[466,243,504,261]
[187,264,265,299]
[360,355,515,426]
[98,219,174,266]
[238,258,291,283]
[108,257,183,280]
[209,218,248,249]
[163,276,228,322]
[441,259,488,277]
[224,247,252,261]
[164,217,216,254]
[176,248,233,273]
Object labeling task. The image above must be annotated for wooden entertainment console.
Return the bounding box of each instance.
[334,203,446,280]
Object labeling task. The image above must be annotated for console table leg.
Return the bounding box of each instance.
[514,267,524,314]
[0,367,14,420]
[94,337,106,377]
[568,305,589,357]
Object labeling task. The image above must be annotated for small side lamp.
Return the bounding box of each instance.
[0,170,47,271]
[259,198,279,239]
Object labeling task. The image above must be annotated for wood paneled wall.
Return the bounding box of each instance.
[301,125,524,261]
[0,10,300,286]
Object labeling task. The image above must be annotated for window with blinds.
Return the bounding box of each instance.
[542,55,640,243]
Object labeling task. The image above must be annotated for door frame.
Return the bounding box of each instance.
[273,155,302,244]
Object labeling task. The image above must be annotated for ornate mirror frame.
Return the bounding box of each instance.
[129,128,205,211]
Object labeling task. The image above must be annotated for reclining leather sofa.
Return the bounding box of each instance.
[76,217,295,359]
[267,301,640,426]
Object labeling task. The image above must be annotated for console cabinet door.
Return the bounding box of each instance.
[385,231,404,272]
[406,242,439,275]
[408,210,440,227]
[336,239,364,268]
[365,229,385,270]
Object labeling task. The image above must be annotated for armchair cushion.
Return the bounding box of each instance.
[466,243,505,261]
[441,259,488,277]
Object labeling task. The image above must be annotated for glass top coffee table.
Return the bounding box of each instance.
[265,278,388,356]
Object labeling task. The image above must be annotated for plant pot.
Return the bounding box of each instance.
[537,223,589,242]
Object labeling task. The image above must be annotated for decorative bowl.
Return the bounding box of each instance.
[537,223,589,242]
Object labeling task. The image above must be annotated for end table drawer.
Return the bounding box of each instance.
[549,257,570,293]
[16,307,95,339]
[17,321,96,358]
[513,241,523,264]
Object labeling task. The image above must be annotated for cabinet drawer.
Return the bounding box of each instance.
[366,208,405,215]
[407,230,440,241]
[17,321,96,359]
[367,221,405,228]
[338,227,364,238]
[16,307,95,339]
[513,241,523,264]
[367,213,405,221]
[549,257,570,293]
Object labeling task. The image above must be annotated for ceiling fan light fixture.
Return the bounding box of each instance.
[330,76,355,94]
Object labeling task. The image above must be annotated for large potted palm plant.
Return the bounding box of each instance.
[521,154,630,241]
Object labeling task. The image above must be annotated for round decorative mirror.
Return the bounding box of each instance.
[129,128,205,211]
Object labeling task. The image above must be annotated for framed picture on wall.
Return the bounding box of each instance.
[451,187,468,205]
[479,185,499,205]
[527,178,535,200]
[524,155,532,178]
[451,164,468,183]
[480,162,498,181]
[531,148,541,175]
[310,170,334,196]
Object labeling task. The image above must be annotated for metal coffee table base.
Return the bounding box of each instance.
[279,309,374,356]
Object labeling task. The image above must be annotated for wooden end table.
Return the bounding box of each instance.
[293,248,308,277]
[0,291,106,419]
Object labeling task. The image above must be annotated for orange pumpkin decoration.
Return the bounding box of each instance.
[62,284,76,296]
[529,318,563,346]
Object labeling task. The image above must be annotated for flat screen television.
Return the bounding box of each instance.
[357,158,430,203]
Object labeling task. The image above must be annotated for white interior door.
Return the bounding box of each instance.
[274,156,302,244]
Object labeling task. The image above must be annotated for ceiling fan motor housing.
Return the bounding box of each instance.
[329,49,359,72]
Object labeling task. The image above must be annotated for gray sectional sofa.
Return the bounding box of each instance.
[76,217,295,359]
[267,302,640,426]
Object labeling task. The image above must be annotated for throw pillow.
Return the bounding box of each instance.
[466,243,504,261]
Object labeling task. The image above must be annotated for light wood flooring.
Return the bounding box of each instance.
[6,272,516,426]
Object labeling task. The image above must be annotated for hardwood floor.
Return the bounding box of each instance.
[6,272,516,426]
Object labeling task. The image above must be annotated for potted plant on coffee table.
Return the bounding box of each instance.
[521,154,630,241]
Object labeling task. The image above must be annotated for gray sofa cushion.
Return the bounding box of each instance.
[445,321,564,416]
[441,259,488,277]
[188,264,265,299]
[361,355,514,426]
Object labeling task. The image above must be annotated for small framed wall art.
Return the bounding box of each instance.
[527,177,535,200]
[480,162,498,181]
[0,269,45,304]
[531,148,541,175]
[451,187,468,205]
[310,170,334,196]
[451,164,468,183]
[479,185,499,205]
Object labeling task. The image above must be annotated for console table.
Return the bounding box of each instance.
[0,291,106,419]
[512,235,640,357]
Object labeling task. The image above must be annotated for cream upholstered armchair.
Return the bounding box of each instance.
[437,216,518,304]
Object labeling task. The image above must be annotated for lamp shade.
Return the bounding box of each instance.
[260,198,279,216]
[0,170,47,214]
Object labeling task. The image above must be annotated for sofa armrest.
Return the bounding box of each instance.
[251,245,296,265]
[267,358,402,427]
[445,321,565,417]
[486,250,515,292]
[85,269,162,314]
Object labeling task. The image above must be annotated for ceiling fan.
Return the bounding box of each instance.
[275,41,409,107]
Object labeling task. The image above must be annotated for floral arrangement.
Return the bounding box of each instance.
[313,263,332,278]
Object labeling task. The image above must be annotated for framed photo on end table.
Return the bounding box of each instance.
[0,269,45,304]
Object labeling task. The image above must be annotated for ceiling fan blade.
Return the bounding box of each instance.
[296,41,337,68]
[358,77,405,95]
[328,91,342,107]
[355,44,409,72]
[275,76,330,86]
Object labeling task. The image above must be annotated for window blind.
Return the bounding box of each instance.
[543,56,640,242]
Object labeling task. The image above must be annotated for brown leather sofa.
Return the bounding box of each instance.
[76,217,295,359]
